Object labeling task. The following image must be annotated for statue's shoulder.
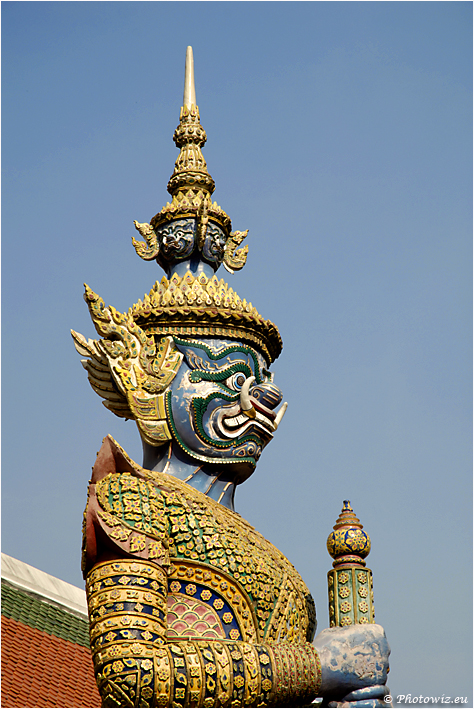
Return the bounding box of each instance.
[149,475,316,643]
[82,436,173,573]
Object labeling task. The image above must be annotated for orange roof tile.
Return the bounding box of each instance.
[1,616,100,708]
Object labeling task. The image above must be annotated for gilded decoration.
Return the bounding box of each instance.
[81,436,321,706]
[326,502,376,628]
[84,439,315,647]
[130,271,282,363]
[86,493,320,707]
[131,57,248,278]
[74,46,390,707]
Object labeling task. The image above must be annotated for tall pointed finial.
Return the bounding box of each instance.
[183,46,196,108]
[132,47,250,278]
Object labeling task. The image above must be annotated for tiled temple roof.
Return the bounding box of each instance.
[1,554,100,708]
[2,583,91,646]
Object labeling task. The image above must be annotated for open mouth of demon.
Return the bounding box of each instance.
[214,401,276,439]
[212,376,287,441]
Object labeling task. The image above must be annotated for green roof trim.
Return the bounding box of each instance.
[1,581,91,649]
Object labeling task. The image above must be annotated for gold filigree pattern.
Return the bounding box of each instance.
[130,270,282,363]
[88,560,320,707]
[72,288,183,443]
[88,451,312,645]
[93,470,170,566]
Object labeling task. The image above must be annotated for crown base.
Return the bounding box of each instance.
[129,271,282,363]
[150,194,231,236]
[133,321,277,365]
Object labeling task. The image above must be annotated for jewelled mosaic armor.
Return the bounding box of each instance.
[83,436,320,707]
[74,48,322,706]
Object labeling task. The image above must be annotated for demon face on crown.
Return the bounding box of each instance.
[154,218,227,276]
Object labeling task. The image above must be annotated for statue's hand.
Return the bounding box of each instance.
[314,623,391,707]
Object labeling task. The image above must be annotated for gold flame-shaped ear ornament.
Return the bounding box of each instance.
[327,501,375,627]
[132,46,249,276]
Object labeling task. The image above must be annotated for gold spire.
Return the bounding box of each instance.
[183,46,196,108]
[132,47,249,272]
[149,46,233,234]
[167,55,215,201]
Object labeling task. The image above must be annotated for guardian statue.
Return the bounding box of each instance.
[73,47,390,708]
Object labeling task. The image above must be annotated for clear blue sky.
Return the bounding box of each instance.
[2,3,472,706]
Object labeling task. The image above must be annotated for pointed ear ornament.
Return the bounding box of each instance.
[223,230,249,273]
[72,285,183,445]
[132,221,159,260]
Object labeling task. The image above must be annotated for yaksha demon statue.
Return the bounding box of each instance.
[73,47,390,708]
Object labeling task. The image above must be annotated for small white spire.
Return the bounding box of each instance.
[183,46,196,108]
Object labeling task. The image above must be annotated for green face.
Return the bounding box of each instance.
[167,338,284,479]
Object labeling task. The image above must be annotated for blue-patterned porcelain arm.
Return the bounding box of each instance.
[314,624,391,707]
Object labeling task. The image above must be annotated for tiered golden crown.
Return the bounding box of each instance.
[130,271,282,364]
[151,100,232,235]
[128,47,282,362]
[132,47,241,269]
[151,47,230,235]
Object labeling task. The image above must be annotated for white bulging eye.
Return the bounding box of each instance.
[226,372,247,391]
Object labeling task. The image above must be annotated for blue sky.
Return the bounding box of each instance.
[2,2,472,705]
